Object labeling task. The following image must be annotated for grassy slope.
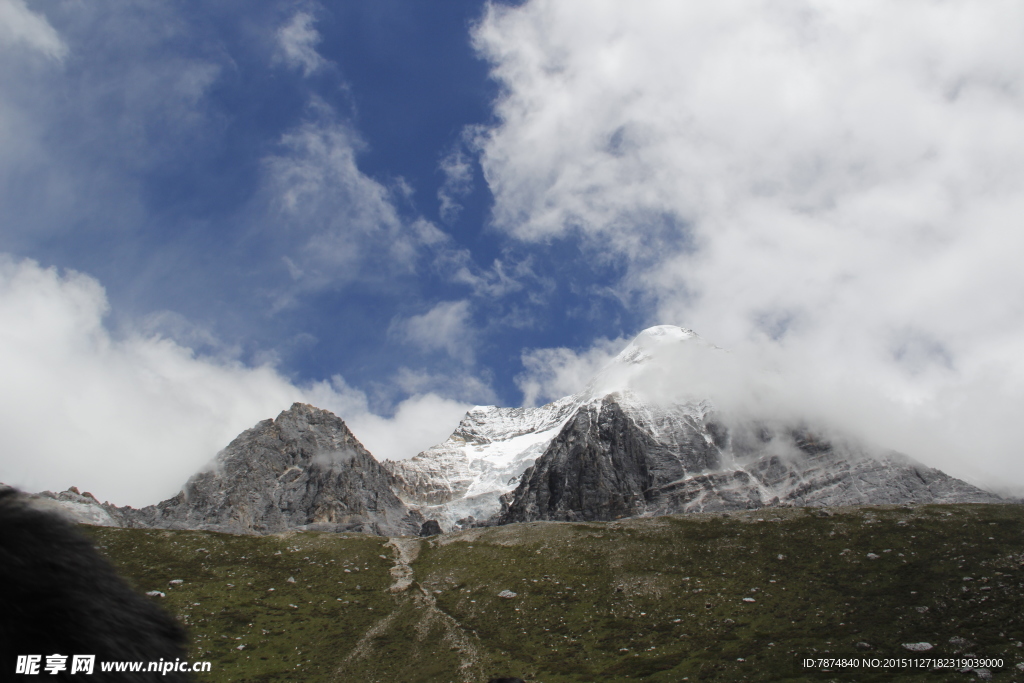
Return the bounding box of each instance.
[82,504,1024,683]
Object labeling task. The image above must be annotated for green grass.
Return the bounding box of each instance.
[82,504,1024,682]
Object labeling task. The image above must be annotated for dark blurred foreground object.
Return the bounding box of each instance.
[0,488,191,681]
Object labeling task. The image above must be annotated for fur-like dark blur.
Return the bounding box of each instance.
[0,488,191,681]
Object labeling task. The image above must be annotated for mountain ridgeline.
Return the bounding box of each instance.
[39,326,1004,535]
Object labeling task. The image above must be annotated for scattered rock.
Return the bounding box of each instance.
[286,576,296,583]
[902,642,933,652]
[146,591,165,598]
[948,636,973,652]
[498,590,517,599]
[168,579,183,586]
[855,642,872,651]
[742,597,756,602]
[914,606,929,613]
[866,553,880,560]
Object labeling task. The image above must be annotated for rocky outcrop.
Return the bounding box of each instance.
[380,325,1007,529]
[27,326,1009,537]
[500,395,1002,524]
[501,398,659,523]
[120,403,422,536]
[418,520,442,537]
[383,396,580,530]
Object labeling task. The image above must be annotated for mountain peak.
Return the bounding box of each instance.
[613,325,701,366]
[585,325,719,401]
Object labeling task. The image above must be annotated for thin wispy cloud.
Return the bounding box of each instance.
[437,145,474,224]
[275,11,327,77]
[260,108,425,291]
[0,0,67,60]
[390,299,477,364]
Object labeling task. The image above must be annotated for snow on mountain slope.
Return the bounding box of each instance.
[389,325,1001,530]
[383,394,582,529]
[384,326,721,530]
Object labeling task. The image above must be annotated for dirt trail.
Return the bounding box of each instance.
[412,584,484,680]
[384,537,420,592]
[333,536,485,682]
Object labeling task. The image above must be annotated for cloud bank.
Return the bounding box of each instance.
[0,258,471,507]
[477,0,1024,494]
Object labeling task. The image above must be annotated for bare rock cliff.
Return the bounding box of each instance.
[500,396,1002,524]
[121,403,421,536]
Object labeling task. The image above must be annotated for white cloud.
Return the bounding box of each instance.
[435,247,529,299]
[275,11,326,77]
[391,367,498,407]
[260,107,448,296]
[344,392,474,462]
[0,0,67,60]
[437,145,474,223]
[516,336,626,407]
[476,1,1024,493]
[390,299,477,363]
[0,257,472,506]
[302,373,473,462]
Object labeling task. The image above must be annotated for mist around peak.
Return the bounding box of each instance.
[524,325,1021,498]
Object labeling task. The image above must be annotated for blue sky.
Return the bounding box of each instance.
[3,0,1024,505]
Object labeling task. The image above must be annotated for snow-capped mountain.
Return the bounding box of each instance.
[383,394,583,530]
[35,325,1003,535]
[388,325,1000,529]
[382,325,719,529]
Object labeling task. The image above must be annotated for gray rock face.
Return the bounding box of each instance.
[121,403,421,536]
[382,396,581,530]
[501,399,657,523]
[31,326,1010,537]
[418,520,442,537]
[501,395,1002,524]
[5,486,131,527]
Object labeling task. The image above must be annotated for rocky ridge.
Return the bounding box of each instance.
[126,402,422,536]
[500,394,1000,524]
[36,404,422,536]
[31,326,1008,536]
[390,326,1002,530]
[382,394,581,530]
